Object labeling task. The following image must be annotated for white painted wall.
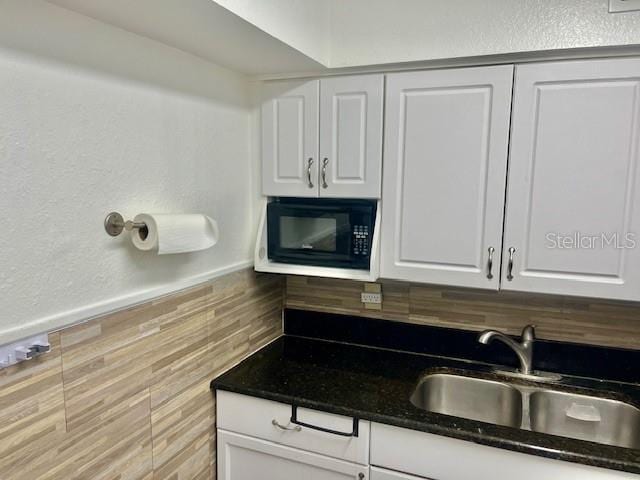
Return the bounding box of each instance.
[48,0,326,75]
[37,0,640,78]
[213,0,331,66]
[328,0,640,67]
[3,0,640,345]
[0,1,257,344]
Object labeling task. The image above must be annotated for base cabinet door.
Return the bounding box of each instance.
[503,58,640,300]
[371,423,638,480]
[218,430,369,480]
[371,467,430,480]
[380,65,513,289]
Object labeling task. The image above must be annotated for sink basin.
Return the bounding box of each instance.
[411,371,640,450]
[410,373,523,427]
[530,390,640,449]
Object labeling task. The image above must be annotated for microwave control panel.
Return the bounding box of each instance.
[352,225,370,256]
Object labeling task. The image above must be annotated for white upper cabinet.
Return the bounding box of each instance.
[380,65,514,289]
[262,75,383,198]
[503,58,640,301]
[262,80,319,197]
[262,59,640,301]
[319,75,384,198]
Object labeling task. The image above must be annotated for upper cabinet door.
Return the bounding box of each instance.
[380,65,514,289]
[319,75,384,198]
[502,58,640,301]
[262,80,319,197]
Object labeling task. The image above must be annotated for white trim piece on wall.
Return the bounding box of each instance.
[0,259,254,346]
[610,0,640,13]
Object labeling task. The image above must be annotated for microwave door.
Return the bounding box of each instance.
[280,216,339,252]
[268,206,356,267]
[278,214,352,260]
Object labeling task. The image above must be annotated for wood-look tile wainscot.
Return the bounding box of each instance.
[0,269,283,480]
[286,276,640,350]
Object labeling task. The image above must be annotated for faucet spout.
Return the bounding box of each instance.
[478,325,535,375]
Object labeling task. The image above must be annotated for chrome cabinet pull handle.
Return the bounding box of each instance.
[507,247,516,281]
[487,246,495,279]
[306,158,314,189]
[272,419,301,432]
[321,157,328,189]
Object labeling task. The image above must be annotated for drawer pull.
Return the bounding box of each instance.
[271,419,302,432]
[290,405,359,437]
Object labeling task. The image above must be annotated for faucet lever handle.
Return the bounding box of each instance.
[521,325,535,342]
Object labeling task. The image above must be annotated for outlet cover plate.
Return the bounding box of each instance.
[361,292,382,304]
[610,0,640,12]
[0,333,50,369]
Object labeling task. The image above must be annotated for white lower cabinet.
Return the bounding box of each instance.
[370,423,638,480]
[218,430,369,480]
[370,467,429,480]
[216,392,636,480]
[217,391,370,480]
[217,391,370,464]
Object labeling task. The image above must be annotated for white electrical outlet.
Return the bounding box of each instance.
[361,292,382,304]
[0,333,50,369]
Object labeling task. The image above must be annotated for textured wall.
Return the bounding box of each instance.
[0,1,258,343]
[0,269,283,480]
[328,0,640,67]
[286,276,640,349]
[50,1,640,75]
[47,0,325,75]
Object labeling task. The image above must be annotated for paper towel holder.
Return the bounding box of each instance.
[104,212,149,239]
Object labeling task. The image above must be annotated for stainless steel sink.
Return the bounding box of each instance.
[410,373,523,427]
[411,371,640,449]
[530,390,640,449]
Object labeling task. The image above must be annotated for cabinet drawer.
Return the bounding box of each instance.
[217,391,370,465]
[371,423,637,480]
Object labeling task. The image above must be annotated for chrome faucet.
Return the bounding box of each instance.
[478,325,535,375]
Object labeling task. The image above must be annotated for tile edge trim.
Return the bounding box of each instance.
[1,259,254,345]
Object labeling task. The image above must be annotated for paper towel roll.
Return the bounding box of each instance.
[130,213,219,254]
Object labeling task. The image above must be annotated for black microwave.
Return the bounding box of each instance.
[267,198,376,269]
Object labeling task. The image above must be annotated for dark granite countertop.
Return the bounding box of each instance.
[211,310,640,475]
